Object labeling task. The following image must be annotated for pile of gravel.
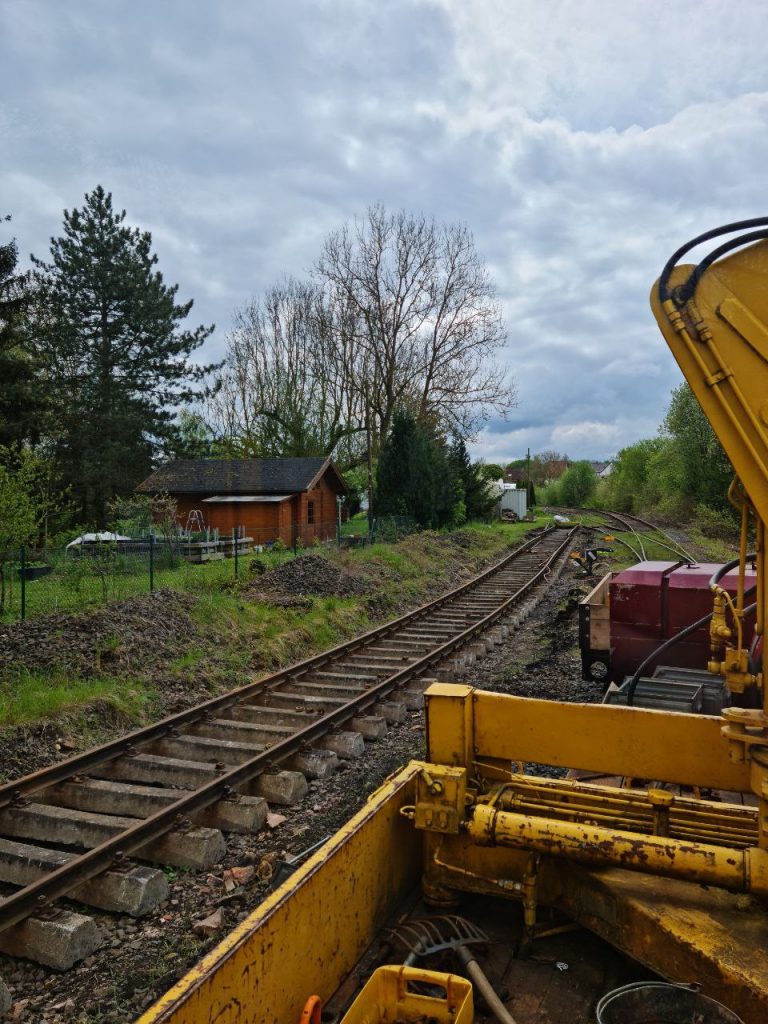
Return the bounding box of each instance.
[252,554,366,598]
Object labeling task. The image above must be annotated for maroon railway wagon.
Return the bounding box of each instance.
[580,560,758,710]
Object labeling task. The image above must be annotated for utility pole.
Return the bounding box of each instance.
[526,447,531,511]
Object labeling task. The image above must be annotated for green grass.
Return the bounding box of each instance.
[190,588,371,672]
[5,517,549,625]
[340,513,369,536]
[0,516,551,734]
[683,528,740,563]
[570,523,738,574]
[169,647,206,673]
[0,670,156,727]
[464,515,551,544]
[1,547,297,622]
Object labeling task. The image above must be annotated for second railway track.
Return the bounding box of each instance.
[556,506,696,564]
[0,524,574,970]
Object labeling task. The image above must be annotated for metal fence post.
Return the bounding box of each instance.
[234,525,239,578]
[20,545,26,621]
[149,533,155,593]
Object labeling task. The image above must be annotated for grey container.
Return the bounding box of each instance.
[596,981,743,1024]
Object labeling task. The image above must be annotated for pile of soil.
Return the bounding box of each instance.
[250,554,367,598]
[0,589,200,679]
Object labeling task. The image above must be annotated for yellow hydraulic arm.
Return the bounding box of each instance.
[650,221,768,704]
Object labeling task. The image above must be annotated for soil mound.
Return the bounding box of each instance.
[252,554,366,598]
[0,589,199,678]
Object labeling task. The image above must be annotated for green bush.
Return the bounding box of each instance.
[690,503,739,539]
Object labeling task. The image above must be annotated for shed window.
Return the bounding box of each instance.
[307,500,315,525]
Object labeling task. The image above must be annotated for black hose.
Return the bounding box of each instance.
[709,554,755,589]
[625,596,757,707]
[675,230,768,304]
[658,218,768,304]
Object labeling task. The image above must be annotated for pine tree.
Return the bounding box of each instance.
[376,409,461,528]
[31,188,217,524]
[449,438,497,521]
[0,217,44,449]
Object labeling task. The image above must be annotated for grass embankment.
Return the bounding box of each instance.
[0,672,155,728]
[3,546,300,621]
[0,517,549,748]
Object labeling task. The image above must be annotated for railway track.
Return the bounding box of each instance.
[557,506,695,564]
[0,525,574,970]
[593,509,695,563]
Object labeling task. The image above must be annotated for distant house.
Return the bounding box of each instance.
[504,467,526,484]
[137,457,347,546]
[590,460,613,478]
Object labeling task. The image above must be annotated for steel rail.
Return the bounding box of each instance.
[613,510,697,563]
[0,527,554,811]
[600,510,647,561]
[596,508,696,564]
[0,529,574,931]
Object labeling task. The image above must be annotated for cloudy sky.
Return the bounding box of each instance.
[3,0,768,462]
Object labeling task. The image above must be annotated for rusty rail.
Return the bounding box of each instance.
[0,526,575,932]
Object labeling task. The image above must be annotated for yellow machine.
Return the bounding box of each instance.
[138,223,768,1024]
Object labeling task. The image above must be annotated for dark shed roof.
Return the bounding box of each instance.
[137,457,347,496]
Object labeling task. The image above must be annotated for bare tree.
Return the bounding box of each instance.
[530,450,570,486]
[213,206,516,471]
[210,279,366,461]
[316,205,516,451]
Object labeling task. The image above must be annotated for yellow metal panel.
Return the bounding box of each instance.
[650,243,768,525]
[425,684,474,767]
[470,690,751,791]
[136,764,422,1024]
[412,763,467,834]
[545,862,768,1024]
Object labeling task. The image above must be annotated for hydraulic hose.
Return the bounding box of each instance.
[709,554,755,589]
[658,218,768,304]
[625,597,757,707]
[675,231,768,303]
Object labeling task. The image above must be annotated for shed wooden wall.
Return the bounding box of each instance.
[172,473,340,546]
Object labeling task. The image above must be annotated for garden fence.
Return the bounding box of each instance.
[1,515,416,622]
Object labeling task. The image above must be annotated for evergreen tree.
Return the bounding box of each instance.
[449,438,498,521]
[376,409,419,519]
[376,409,461,528]
[0,217,44,449]
[30,188,217,524]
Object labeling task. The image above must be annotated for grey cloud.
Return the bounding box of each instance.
[2,0,766,460]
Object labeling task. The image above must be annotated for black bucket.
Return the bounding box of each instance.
[596,982,744,1024]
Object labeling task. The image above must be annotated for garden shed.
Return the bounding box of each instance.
[137,457,347,546]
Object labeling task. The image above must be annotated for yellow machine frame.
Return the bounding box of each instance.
[139,230,768,1024]
[412,683,768,1022]
[140,683,768,1023]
